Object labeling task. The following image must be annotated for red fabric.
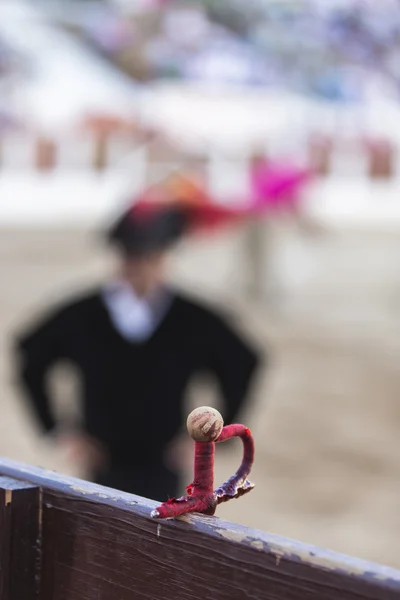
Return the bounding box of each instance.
[129,172,248,234]
[186,203,246,233]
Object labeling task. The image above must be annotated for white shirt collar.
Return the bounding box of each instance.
[102,279,172,342]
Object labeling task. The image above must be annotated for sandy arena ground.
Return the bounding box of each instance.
[0,224,399,568]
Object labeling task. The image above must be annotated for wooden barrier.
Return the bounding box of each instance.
[0,476,40,600]
[34,137,57,172]
[307,135,333,176]
[367,140,395,179]
[0,458,399,600]
[0,131,399,179]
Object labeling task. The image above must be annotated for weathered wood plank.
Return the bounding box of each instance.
[0,476,40,600]
[0,458,399,600]
[0,482,12,600]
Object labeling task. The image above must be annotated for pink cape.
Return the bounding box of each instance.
[250,161,313,213]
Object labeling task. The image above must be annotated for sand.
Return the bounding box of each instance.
[0,225,399,568]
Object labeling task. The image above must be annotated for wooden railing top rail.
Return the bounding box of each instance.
[0,457,399,600]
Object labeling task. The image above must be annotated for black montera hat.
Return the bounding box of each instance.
[108,202,189,256]
[107,172,242,255]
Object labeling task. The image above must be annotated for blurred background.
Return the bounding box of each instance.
[1,0,400,568]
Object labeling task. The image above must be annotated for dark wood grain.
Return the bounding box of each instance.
[0,476,40,600]
[0,458,399,600]
[0,482,11,600]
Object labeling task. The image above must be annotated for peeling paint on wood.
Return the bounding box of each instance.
[0,458,399,600]
[0,476,40,600]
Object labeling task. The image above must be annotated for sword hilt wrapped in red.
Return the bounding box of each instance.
[151,406,255,519]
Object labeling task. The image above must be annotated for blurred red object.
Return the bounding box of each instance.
[362,136,395,179]
[134,171,246,235]
[79,113,143,135]
[307,133,333,176]
[250,157,313,213]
